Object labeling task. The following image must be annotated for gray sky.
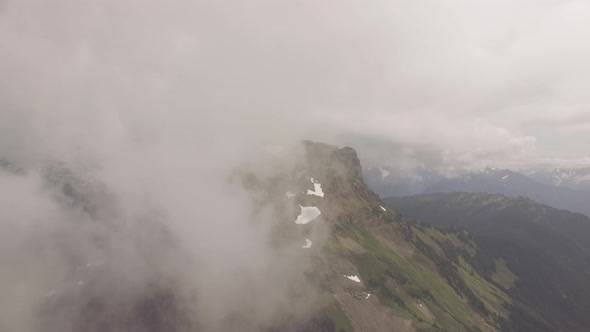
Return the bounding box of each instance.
[2,1,590,169]
[314,0,590,169]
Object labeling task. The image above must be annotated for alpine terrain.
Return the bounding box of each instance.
[365,167,590,217]
[23,141,522,332]
[385,192,590,331]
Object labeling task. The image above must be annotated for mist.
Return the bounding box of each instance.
[1,0,590,330]
[0,1,338,331]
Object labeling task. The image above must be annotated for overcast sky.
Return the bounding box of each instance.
[310,0,590,169]
[1,1,590,330]
[1,0,590,169]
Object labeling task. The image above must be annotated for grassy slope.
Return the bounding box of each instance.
[332,217,509,332]
[325,300,355,332]
[243,143,511,331]
[491,258,518,290]
[385,192,590,331]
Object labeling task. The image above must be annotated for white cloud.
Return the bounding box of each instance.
[1,0,585,168]
[0,2,589,328]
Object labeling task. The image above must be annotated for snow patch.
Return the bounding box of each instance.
[302,239,312,249]
[501,174,510,180]
[365,293,371,299]
[345,275,361,283]
[285,192,296,198]
[380,168,390,180]
[306,178,324,197]
[380,205,386,212]
[295,206,321,224]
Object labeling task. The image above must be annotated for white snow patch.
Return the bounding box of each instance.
[306,178,324,197]
[302,239,312,249]
[345,275,361,283]
[380,205,386,212]
[285,192,296,198]
[380,168,390,179]
[295,206,321,224]
[501,174,510,180]
[365,293,371,299]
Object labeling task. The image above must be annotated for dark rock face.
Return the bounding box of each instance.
[333,147,363,180]
[302,141,362,180]
[300,141,388,226]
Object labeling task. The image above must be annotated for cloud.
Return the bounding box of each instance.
[0,1,589,328]
[0,1,331,331]
[5,0,587,167]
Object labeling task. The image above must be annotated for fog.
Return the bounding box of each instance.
[1,0,589,330]
[0,1,333,331]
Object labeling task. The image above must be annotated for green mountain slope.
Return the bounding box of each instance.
[385,193,590,331]
[243,143,513,331]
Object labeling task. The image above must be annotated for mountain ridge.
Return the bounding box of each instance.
[365,166,590,216]
[22,142,549,331]
[239,142,516,331]
[384,192,590,331]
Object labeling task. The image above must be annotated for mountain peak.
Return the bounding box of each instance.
[303,141,363,180]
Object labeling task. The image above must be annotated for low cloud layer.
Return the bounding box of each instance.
[0,1,589,330]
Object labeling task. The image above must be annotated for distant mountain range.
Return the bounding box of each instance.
[364,166,590,216]
[521,167,590,191]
